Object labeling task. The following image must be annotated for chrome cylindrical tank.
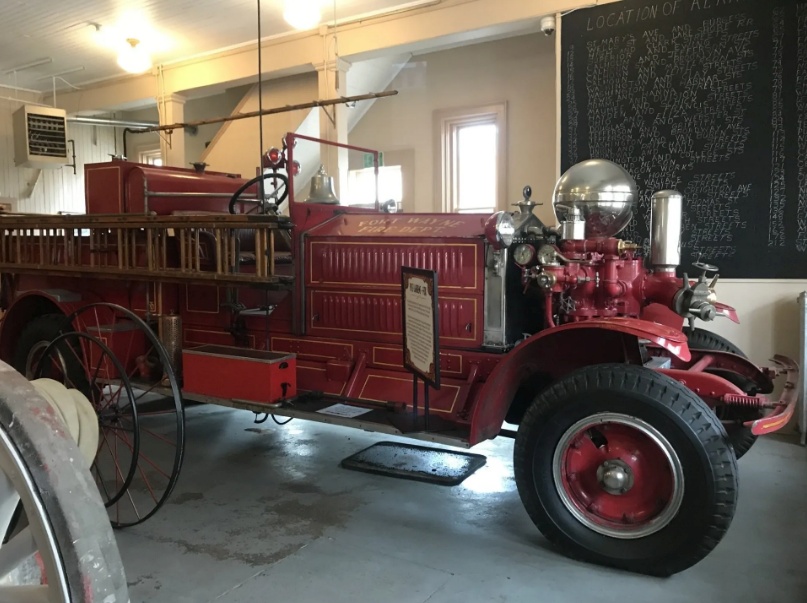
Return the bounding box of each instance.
[650,190,683,273]
[559,217,587,240]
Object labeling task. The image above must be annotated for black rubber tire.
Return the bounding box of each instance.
[11,314,73,379]
[684,327,746,358]
[514,364,738,577]
[684,327,759,458]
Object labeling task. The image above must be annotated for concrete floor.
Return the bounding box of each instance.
[117,406,807,603]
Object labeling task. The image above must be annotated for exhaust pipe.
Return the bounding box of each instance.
[650,190,683,273]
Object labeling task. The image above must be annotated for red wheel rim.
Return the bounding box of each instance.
[552,412,684,539]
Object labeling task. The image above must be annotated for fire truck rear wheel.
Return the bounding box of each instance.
[684,327,759,459]
[513,363,738,576]
[12,315,75,381]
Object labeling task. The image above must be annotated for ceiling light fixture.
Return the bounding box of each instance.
[283,0,322,30]
[117,38,152,74]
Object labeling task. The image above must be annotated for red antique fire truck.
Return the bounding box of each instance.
[0,133,797,576]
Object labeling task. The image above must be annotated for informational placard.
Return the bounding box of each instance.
[401,267,440,388]
[561,0,807,278]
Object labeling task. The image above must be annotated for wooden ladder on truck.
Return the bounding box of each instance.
[0,213,293,288]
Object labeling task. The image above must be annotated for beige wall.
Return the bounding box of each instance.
[201,74,317,179]
[0,99,118,214]
[349,34,557,220]
[121,86,250,166]
[708,282,806,367]
[185,86,251,165]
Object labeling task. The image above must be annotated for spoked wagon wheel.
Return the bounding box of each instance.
[35,331,140,510]
[64,303,185,528]
[514,364,738,576]
[0,362,128,601]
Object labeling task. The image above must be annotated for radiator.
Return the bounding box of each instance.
[800,292,807,445]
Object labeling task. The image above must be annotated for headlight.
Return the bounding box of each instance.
[513,244,535,266]
[485,211,515,250]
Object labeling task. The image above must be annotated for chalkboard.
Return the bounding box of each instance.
[561,0,807,278]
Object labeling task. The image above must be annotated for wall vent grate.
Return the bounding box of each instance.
[13,105,69,169]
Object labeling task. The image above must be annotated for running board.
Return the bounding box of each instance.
[182,391,472,449]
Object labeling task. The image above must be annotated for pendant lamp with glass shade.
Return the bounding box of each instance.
[118,38,152,74]
[284,0,322,30]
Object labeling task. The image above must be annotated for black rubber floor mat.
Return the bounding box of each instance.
[340,441,486,486]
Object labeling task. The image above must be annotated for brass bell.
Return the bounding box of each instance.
[305,165,340,204]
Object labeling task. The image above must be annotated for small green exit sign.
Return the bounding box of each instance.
[363,152,384,168]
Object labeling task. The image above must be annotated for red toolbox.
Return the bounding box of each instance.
[182,345,296,404]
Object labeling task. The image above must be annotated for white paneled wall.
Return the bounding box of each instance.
[0,99,119,214]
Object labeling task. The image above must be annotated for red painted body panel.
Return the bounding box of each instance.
[307,289,482,346]
[307,241,482,291]
[306,213,488,239]
[84,159,250,215]
[182,345,296,404]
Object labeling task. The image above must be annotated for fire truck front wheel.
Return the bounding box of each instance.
[684,327,760,459]
[12,314,74,380]
[513,363,738,576]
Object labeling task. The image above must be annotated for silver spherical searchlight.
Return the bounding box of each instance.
[553,159,638,239]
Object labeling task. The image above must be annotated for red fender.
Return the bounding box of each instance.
[713,302,740,323]
[467,317,691,445]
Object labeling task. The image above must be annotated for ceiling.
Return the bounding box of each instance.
[0,0,412,93]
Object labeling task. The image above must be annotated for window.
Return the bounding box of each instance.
[436,103,507,214]
[346,165,403,208]
[139,148,163,166]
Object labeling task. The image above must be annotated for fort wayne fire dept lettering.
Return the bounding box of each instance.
[357,216,465,235]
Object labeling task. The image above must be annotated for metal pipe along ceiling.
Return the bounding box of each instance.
[67,116,159,129]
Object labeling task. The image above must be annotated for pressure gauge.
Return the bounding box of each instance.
[513,244,536,266]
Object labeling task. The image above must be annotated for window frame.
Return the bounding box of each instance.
[346,164,404,209]
[138,147,163,166]
[435,102,507,214]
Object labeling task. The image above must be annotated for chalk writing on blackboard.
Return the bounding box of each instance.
[798,4,807,253]
[560,0,807,278]
[769,7,786,249]
[565,46,578,169]
[582,14,758,258]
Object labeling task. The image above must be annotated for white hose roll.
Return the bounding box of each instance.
[30,379,99,467]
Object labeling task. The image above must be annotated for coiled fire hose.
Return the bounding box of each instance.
[28,379,99,466]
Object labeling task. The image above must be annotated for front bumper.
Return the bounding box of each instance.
[743,355,799,436]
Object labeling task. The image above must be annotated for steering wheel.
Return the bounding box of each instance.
[229,172,289,215]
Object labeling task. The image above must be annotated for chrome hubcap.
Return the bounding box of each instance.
[597,459,634,495]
